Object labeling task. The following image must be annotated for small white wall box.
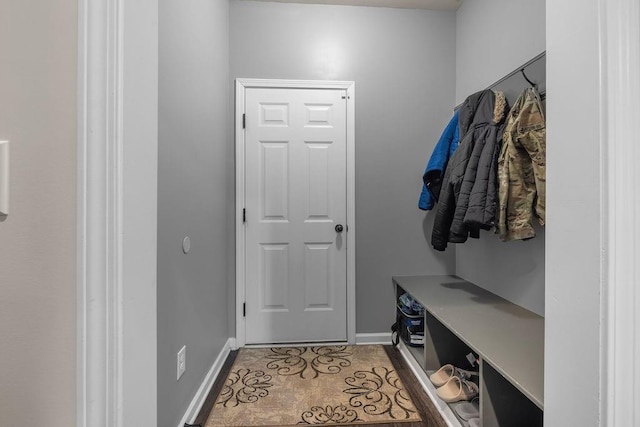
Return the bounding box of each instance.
[0,141,8,216]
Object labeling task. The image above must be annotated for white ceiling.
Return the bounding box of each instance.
[245,0,463,11]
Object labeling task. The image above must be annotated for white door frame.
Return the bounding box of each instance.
[77,0,158,426]
[600,0,640,424]
[235,79,356,347]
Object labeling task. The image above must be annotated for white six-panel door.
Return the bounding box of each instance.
[243,87,348,344]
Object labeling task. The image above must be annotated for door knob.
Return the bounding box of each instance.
[335,224,344,233]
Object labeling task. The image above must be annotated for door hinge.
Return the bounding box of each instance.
[243,302,246,317]
[242,208,246,223]
[242,113,246,129]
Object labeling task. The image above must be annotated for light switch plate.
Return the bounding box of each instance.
[0,141,8,216]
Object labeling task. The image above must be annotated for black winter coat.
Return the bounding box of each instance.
[431,90,508,251]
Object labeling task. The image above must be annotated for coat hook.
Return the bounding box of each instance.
[520,69,538,89]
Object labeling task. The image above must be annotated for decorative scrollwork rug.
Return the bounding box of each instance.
[205,345,421,426]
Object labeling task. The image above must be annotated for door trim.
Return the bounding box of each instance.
[600,0,640,424]
[235,79,356,347]
[77,0,158,425]
[77,1,123,423]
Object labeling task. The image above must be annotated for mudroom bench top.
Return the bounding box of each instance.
[392,274,544,409]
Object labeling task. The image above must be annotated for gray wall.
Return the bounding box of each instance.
[157,1,230,426]
[0,1,77,425]
[455,0,546,105]
[230,0,456,334]
[453,0,546,316]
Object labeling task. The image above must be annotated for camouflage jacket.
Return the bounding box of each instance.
[497,87,546,242]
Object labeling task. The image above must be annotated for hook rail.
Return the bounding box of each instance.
[453,51,546,110]
[520,68,538,88]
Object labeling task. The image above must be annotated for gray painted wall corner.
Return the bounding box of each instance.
[157,0,230,425]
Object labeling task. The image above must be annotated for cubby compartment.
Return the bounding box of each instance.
[422,312,481,426]
[482,363,543,427]
[423,311,477,372]
[393,275,544,426]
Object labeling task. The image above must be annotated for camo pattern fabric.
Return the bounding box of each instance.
[497,87,546,242]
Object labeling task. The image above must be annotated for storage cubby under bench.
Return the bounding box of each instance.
[393,275,544,427]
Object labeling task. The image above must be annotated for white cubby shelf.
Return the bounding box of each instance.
[393,275,544,427]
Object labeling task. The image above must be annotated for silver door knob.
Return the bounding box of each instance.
[335,224,344,233]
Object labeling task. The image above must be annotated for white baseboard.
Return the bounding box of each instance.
[396,341,458,427]
[178,337,234,427]
[355,332,391,345]
[241,334,390,348]
[228,337,238,351]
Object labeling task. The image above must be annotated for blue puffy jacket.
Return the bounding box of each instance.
[418,110,460,210]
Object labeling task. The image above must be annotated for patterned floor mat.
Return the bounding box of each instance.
[205,345,422,426]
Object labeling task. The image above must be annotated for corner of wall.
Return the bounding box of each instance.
[157,0,231,425]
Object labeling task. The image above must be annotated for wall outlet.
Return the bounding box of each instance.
[177,345,186,380]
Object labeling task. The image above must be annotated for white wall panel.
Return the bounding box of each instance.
[545,0,603,425]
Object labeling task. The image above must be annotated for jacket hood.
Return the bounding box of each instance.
[492,91,507,124]
[458,90,507,136]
